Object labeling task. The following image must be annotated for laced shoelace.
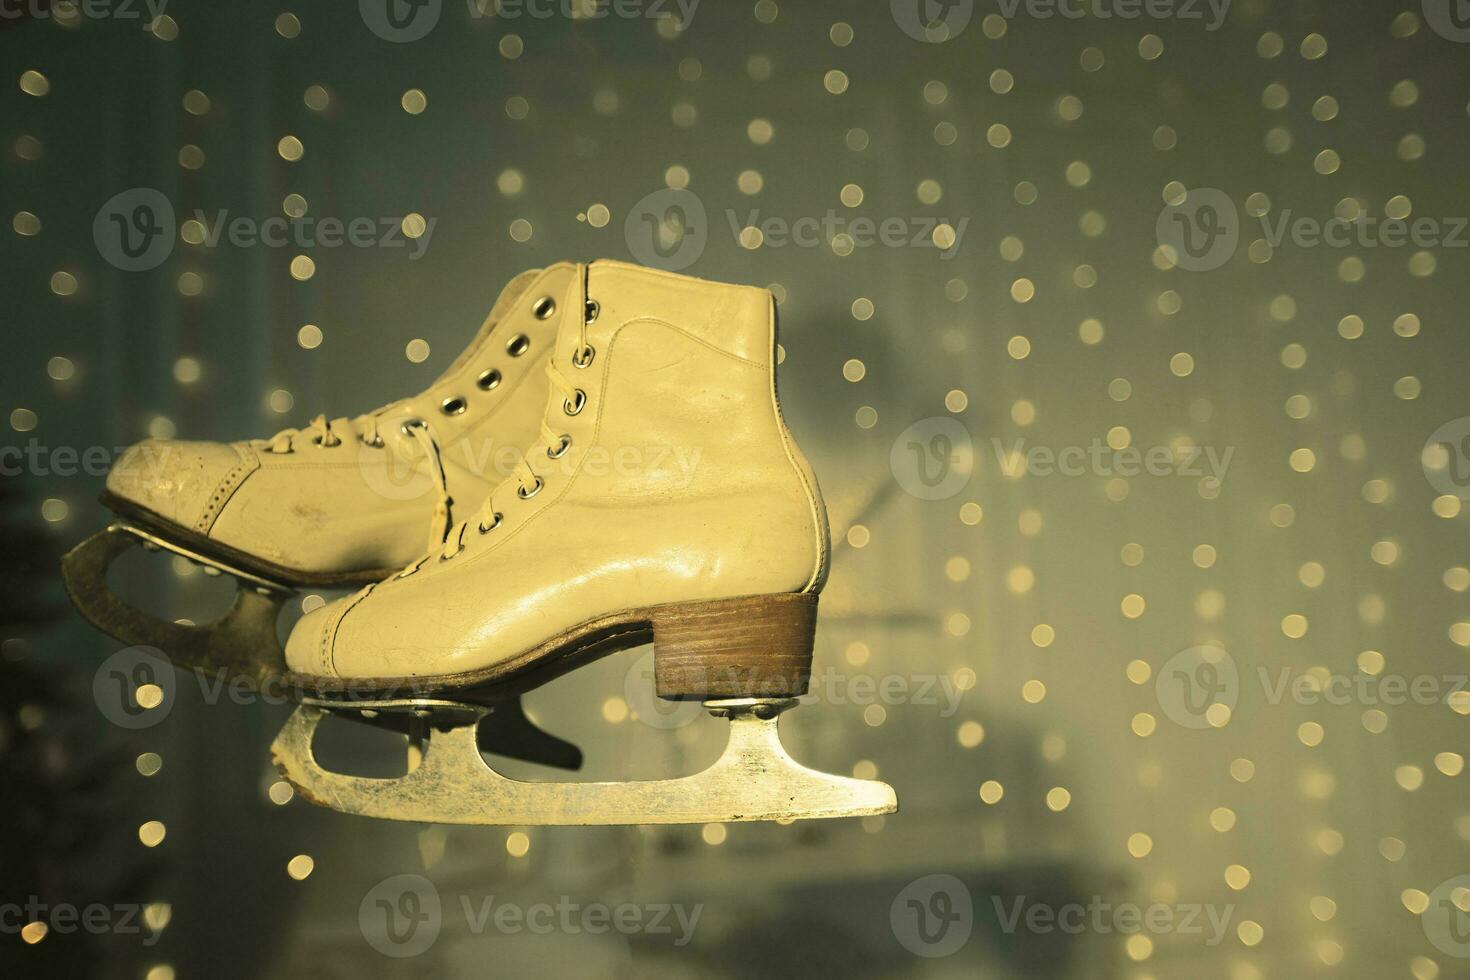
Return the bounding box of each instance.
[258,411,456,556]
[435,272,595,564]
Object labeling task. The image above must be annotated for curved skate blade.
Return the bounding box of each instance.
[62,523,290,688]
[271,699,897,826]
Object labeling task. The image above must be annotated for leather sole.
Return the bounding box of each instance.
[290,592,819,702]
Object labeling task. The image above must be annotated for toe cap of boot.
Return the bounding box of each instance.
[106,439,256,532]
[285,603,336,677]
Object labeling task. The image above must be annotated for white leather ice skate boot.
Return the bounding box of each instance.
[273,260,898,825]
[62,264,586,769]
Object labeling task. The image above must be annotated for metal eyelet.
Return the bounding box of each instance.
[517,477,544,500]
[546,435,571,459]
[563,389,586,416]
[584,299,600,323]
[571,345,595,369]
[360,434,385,448]
[478,512,503,534]
[477,369,502,391]
[439,550,458,563]
[440,395,467,416]
[400,418,426,437]
[506,334,530,357]
[310,435,342,448]
[532,296,556,319]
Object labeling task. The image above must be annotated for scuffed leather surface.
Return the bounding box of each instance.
[106,264,575,577]
[287,262,830,679]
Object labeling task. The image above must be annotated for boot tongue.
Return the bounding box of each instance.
[429,266,544,387]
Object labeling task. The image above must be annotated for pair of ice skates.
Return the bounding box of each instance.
[64,260,897,825]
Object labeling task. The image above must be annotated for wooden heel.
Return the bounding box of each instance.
[652,593,817,700]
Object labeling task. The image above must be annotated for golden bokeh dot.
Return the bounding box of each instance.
[286,854,314,880]
[959,502,983,526]
[509,218,534,242]
[297,324,323,350]
[506,831,532,857]
[1131,713,1156,737]
[1045,787,1072,812]
[401,89,428,115]
[139,820,167,847]
[19,69,50,97]
[957,720,984,748]
[1021,679,1047,704]
[944,389,968,413]
[979,780,1004,804]
[289,255,315,281]
[1126,660,1152,685]
[277,135,304,162]
[600,697,629,724]
[845,524,870,549]
[822,70,849,95]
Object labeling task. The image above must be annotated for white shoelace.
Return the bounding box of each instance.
[436,271,595,563]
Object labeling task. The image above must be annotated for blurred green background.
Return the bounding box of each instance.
[3,1,1469,978]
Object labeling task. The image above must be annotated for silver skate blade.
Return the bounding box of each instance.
[62,523,290,688]
[271,698,897,825]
